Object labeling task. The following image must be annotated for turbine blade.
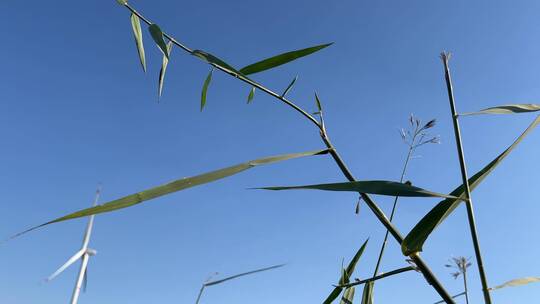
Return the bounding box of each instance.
[82,268,88,293]
[46,249,85,282]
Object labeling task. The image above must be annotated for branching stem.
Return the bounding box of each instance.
[118,3,455,302]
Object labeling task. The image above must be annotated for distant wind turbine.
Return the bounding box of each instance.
[46,186,101,304]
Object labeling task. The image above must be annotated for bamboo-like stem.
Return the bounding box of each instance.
[125,4,320,130]
[117,4,455,302]
[337,266,415,288]
[440,52,492,304]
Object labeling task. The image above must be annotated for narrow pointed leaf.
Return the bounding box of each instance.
[239,43,333,75]
[247,87,255,104]
[489,277,540,291]
[281,76,298,97]
[402,115,540,255]
[12,149,329,238]
[46,249,85,282]
[462,104,540,116]
[195,264,284,304]
[201,69,213,111]
[315,92,323,112]
[258,180,459,200]
[204,264,285,286]
[433,292,466,304]
[158,41,173,100]
[191,50,240,75]
[323,239,368,304]
[360,281,373,304]
[340,287,356,304]
[130,14,146,72]
[148,24,169,59]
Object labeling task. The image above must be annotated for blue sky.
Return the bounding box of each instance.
[1,0,539,303]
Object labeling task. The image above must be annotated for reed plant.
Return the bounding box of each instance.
[8,1,540,303]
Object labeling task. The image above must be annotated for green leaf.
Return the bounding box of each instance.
[281,76,298,97]
[489,277,540,291]
[462,104,540,116]
[340,287,356,304]
[191,50,240,75]
[258,180,459,200]
[130,14,146,73]
[402,115,540,256]
[360,281,373,304]
[315,92,323,112]
[116,0,127,5]
[239,43,333,75]
[10,149,329,239]
[433,292,466,304]
[158,41,173,100]
[200,69,213,111]
[148,24,169,59]
[204,264,285,287]
[247,87,255,104]
[323,239,368,304]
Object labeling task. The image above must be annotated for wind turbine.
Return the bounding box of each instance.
[46,186,101,304]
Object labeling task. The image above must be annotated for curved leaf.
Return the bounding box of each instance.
[204,264,285,287]
[201,69,213,111]
[247,87,255,104]
[258,180,459,200]
[340,287,355,304]
[191,50,239,75]
[10,149,329,239]
[158,41,173,100]
[281,76,298,97]
[323,239,368,304]
[402,115,540,255]
[130,14,146,72]
[239,43,333,75]
[148,24,169,59]
[433,292,466,304]
[489,277,540,291]
[462,104,540,116]
[315,92,323,112]
[360,281,373,304]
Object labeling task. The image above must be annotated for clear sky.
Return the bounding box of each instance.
[1,0,539,303]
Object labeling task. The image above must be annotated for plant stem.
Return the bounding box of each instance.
[440,52,492,304]
[372,139,415,277]
[463,269,470,304]
[195,285,205,304]
[125,3,320,130]
[321,134,454,303]
[118,4,455,302]
[338,266,415,288]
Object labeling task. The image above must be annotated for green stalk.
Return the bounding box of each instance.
[372,132,416,276]
[463,267,470,304]
[117,4,455,302]
[441,52,492,304]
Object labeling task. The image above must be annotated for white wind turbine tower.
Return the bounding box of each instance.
[46,186,101,304]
